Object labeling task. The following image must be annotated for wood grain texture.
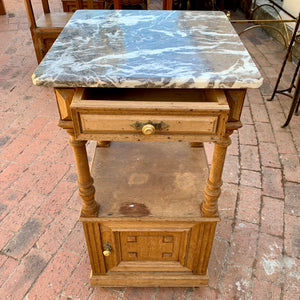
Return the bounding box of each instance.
[90,272,209,287]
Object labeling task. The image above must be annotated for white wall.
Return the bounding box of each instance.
[283,0,300,17]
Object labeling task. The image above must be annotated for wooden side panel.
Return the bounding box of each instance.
[193,222,217,275]
[82,222,106,275]
[185,223,200,271]
[55,88,75,120]
[225,89,247,122]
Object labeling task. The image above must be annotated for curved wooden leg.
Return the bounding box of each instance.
[67,130,98,217]
[201,136,231,217]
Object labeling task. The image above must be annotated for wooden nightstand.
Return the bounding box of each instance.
[32,10,262,286]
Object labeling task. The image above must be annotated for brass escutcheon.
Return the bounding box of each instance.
[103,241,112,257]
[130,121,169,134]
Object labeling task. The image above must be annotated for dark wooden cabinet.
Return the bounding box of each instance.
[61,0,105,12]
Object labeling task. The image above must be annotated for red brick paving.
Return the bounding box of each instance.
[0,2,300,300]
[237,186,261,224]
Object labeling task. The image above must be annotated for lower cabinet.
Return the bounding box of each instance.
[81,220,218,286]
[79,140,220,286]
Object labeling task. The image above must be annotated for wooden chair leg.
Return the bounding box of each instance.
[0,0,6,15]
[30,31,44,63]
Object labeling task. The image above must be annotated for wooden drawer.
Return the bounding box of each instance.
[71,88,229,142]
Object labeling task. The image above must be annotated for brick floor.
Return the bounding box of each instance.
[0,1,300,300]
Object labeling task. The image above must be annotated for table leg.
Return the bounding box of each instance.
[67,130,98,217]
[201,136,231,217]
[113,0,121,9]
[163,0,173,10]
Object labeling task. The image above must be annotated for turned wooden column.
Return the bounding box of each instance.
[201,134,232,217]
[67,129,99,217]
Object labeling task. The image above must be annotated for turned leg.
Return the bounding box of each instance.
[67,130,98,217]
[201,136,231,217]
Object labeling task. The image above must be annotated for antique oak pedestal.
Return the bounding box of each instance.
[33,10,262,286]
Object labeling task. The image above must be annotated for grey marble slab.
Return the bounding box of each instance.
[32,10,263,89]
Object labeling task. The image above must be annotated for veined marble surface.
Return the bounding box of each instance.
[32,10,263,89]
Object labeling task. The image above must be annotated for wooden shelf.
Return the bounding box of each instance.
[87,141,210,221]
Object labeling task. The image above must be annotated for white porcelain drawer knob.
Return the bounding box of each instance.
[142,124,155,135]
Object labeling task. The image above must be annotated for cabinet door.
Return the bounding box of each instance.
[97,221,217,274]
[120,231,182,261]
[82,221,217,276]
[102,228,189,273]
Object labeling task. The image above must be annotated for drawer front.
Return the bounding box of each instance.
[78,113,218,135]
[71,88,229,142]
[72,112,228,142]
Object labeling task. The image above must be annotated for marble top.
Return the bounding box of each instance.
[32,10,263,89]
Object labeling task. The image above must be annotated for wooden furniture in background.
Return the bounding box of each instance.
[104,0,147,9]
[61,0,104,12]
[24,0,116,63]
[0,0,6,15]
[24,0,73,63]
[61,0,147,10]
